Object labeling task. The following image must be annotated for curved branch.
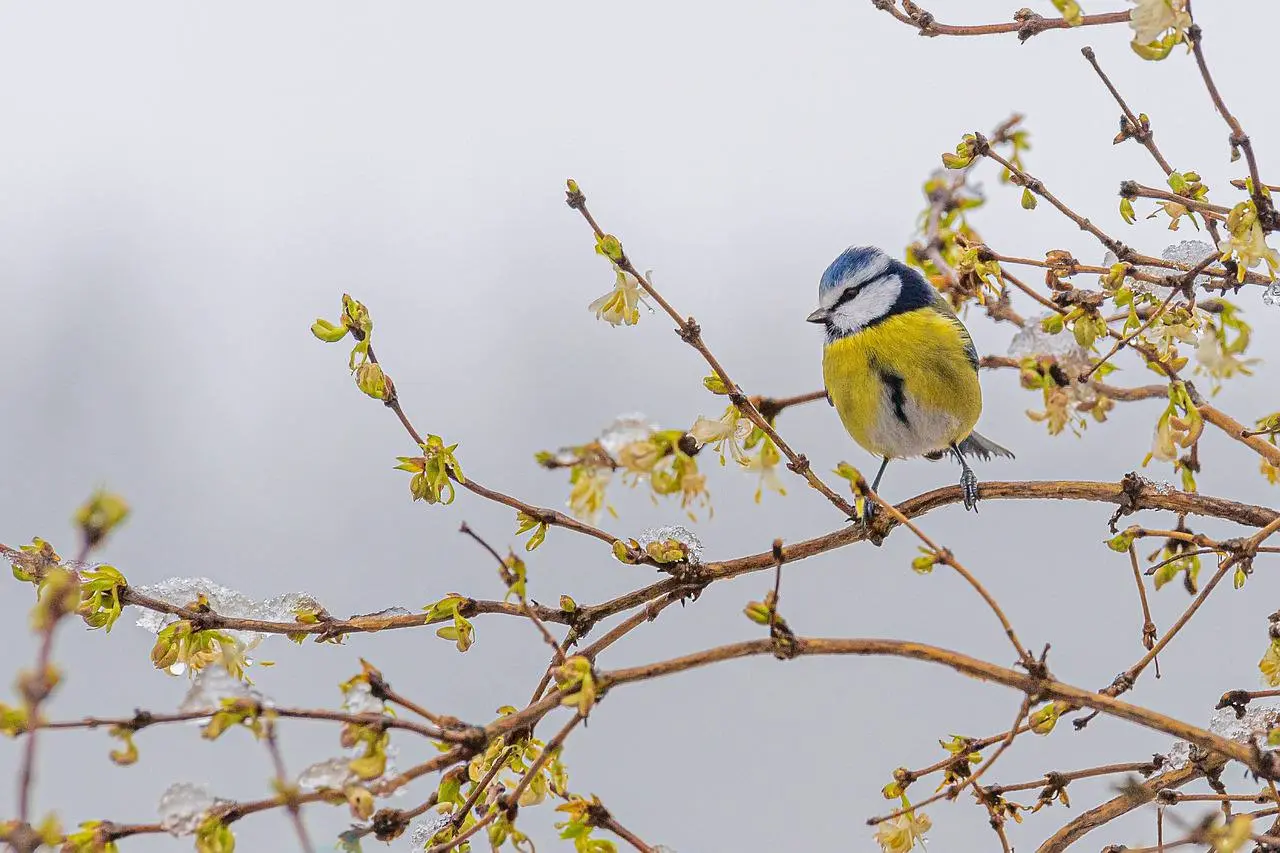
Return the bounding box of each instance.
[1035,757,1221,853]
[601,637,1272,775]
[871,2,1131,40]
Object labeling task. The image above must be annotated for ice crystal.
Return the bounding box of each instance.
[1008,314,1089,371]
[157,782,217,836]
[408,813,453,847]
[598,413,658,457]
[637,524,703,564]
[351,606,412,619]
[296,757,355,791]
[1264,282,1280,307]
[133,578,321,652]
[1162,704,1280,769]
[177,663,265,714]
[342,681,386,716]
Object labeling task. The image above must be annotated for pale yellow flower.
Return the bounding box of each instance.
[688,406,752,465]
[874,810,931,853]
[1260,640,1280,687]
[587,268,649,326]
[567,468,613,523]
[1195,332,1257,383]
[1128,0,1190,45]
[1219,207,1280,282]
[1210,814,1253,853]
[1145,414,1180,464]
[744,439,786,503]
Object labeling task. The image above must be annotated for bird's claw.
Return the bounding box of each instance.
[845,500,877,526]
[960,468,980,512]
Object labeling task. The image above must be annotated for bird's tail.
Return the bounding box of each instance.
[956,431,1015,461]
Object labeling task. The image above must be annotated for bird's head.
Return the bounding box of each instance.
[806,245,933,339]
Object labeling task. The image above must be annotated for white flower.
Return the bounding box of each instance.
[1219,211,1280,281]
[1195,331,1257,383]
[688,406,752,465]
[1128,0,1190,45]
[1145,414,1180,464]
[588,268,650,326]
[568,467,613,523]
[744,439,787,503]
[875,810,932,853]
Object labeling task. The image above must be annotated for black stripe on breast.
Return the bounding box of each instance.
[875,365,909,426]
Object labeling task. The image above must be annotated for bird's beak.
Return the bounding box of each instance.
[805,307,829,324]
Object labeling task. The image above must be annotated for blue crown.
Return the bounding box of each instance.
[819,246,891,297]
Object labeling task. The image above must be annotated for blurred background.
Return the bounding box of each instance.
[2,1,1278,849]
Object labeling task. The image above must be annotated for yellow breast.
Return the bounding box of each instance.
[822,308,982,459]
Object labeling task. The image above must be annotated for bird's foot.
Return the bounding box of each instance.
[845,499,877,526]
[960,468,980,512]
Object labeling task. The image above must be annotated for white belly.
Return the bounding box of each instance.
[867,389,962,459]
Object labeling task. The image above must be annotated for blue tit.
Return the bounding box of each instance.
[805,245,1012,516]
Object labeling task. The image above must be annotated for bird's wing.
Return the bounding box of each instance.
[926,292,980,372]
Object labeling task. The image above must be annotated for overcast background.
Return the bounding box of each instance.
[2,2,1279,850]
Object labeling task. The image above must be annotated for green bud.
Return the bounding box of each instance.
[703,374,730,395]
[354,362,389,400]
[1021,186,1038,210]
[1105,530,1136,552]
[311,318,349,343]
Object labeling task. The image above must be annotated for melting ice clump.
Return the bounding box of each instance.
[637,525,704,565]
[1162,704,1280,770]
[157,782,218,836]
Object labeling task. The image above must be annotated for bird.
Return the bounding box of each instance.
[806,245,1012,519]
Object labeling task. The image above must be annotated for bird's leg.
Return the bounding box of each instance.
[951,444,979,512]
[871,457,890,492]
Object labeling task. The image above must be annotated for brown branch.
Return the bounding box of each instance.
[1186,383,1280,467]
[1127,545,1160,676]
[362,342,634,554]
[1036,758,1222,853]
[1081,46,1175,176]
[1186,13,1275,229]
[459,521,565,662]
[262,718,316,853]
[600,638,1275,777]
[565,186,856,519]
[1123,182,1230,218]
[991,760,1158,796]
[871,2,1131,41]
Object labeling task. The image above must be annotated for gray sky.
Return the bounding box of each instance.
[2,1,1279,850]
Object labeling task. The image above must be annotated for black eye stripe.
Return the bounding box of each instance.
[832,271,890,308]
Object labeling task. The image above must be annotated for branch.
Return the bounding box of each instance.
[1035,758,1222,853]
[871,1,1131,41]
[599,638,1276,777]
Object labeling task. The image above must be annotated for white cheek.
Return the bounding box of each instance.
[820,252,891,310]
[830,275,902,334]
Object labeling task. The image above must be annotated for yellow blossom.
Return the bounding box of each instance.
[1128,0,1191,46]
[688,406,752,465]
[1220,200,1280,282]
[1210,814,1252,853]
[1260,640,1280,687]
[1195,331,1257,385]
[587,268,649,326]
[874,809,931,853]
[567,467,614,523]
[743,438,786,503]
